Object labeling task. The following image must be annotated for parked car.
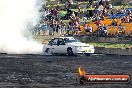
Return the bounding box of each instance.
[43,37,95,56]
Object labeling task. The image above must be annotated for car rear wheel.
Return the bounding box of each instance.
[67,48,74,56]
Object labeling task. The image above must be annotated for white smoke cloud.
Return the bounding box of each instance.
[0,0,44,54]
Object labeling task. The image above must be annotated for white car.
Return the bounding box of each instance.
[44,37,94,56]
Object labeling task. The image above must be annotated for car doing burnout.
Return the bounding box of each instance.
[44,37,95,56]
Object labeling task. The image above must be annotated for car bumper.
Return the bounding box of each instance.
[76,47,95,54]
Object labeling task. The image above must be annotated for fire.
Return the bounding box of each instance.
[78,66,86,76]
[78,66,130,84]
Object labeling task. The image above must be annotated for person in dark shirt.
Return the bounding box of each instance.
[89,0,93,5]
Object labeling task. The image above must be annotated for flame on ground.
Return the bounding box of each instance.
[78,66,86,76]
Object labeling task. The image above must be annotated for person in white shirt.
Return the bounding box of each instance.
[97,4,104,16]
[109,4,112,9]
[106,0,110,5]
[98,5,104,11]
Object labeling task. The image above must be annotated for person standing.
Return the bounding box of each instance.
[97,4,104,16]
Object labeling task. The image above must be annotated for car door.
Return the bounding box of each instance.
[55,38,67,54]
[50,38,59,54]
[50,38,67,54]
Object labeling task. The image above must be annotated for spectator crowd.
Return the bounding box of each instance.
[34,0,132,37]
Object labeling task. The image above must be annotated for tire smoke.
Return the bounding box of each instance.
[0,0,44,54]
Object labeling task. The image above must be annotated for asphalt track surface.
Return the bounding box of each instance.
[0,54,132,88]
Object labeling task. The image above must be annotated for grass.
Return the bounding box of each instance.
[89,43,132,49]
[113,5,132,9]
[46,0,97,9]
[46,0,132,10]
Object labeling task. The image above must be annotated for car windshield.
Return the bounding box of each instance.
[65,38,81,43]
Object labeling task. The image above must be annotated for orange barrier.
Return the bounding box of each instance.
[107,26,115,35]
[106,26,132,36]
[91,24,98,32]
[124,27,131,35]
[122,23,132,27]
[116,18,121,25]
[76,20,132,36]
[80,26,84,33]
[102,18,122,26]
[89,22,94,26]
[102,19,113,26]
[115,27,120,35]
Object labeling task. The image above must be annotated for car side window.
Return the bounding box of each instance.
[58,39,65,45]
[52,39,58,45]
[49,38,65,45]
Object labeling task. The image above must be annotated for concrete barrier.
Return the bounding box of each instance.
[34,35,132,43]
[95,47,132,55]
[75,36,132,43]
